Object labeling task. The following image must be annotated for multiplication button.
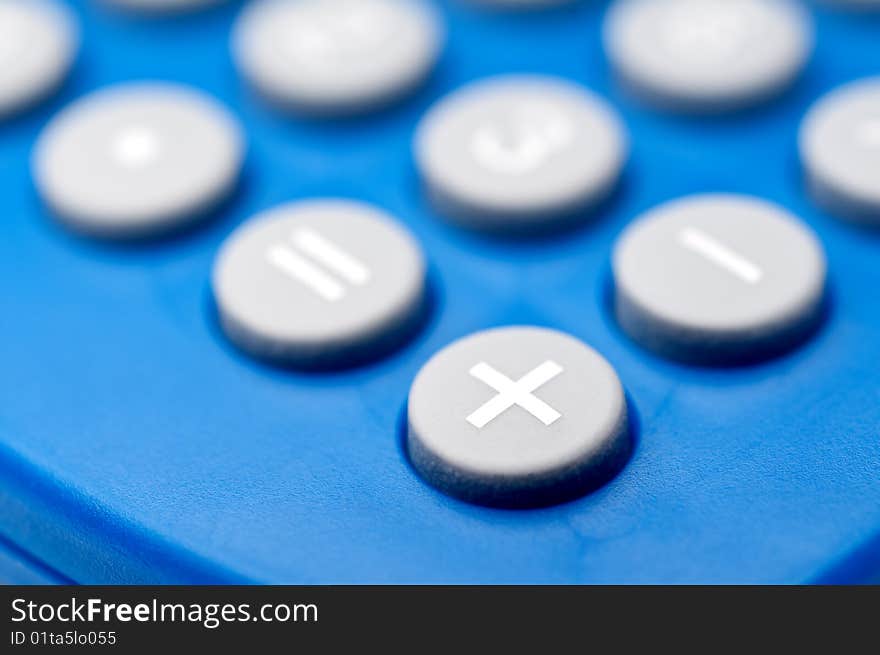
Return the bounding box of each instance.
[415,75,628,234]
[0,0,78,118]
[407,327,631,508]
[213,200,427,369]
[603,0,813,113]
[232,0,443,116]
[32,83,244,239]
[612,194,827,365]
[800,78,880,226]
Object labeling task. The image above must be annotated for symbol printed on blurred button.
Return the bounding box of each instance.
[283,1,393,59]
[266,228,372,303]
[678,227,763,285]
[469,104,574,175]
[661,3,754,58]
[111,126,161,168]
[466,360,564,429]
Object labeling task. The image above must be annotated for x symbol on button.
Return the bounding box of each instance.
[466,360,564,429]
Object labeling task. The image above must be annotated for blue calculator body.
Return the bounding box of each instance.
[1,0,879,584]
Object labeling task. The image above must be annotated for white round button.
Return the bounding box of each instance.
[464,0,579,7]
[415,75,628,234]
[99,0,229,12]
[33,83,245,240]
[408,326,631,507]
[818,0,880,9]
[0,0,78,118]
[603,0,813,113]
[613,194,827,364]
[232,0,444,116]
[800,78,880,226]
[213,200,428,369]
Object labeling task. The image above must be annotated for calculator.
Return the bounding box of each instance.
[1,0,879,585]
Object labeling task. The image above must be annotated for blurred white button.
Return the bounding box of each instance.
[232,0,443,115]
[818,0,880,9]
[415,75,628,234]
[800,78,880,225]
[0,0,78,118]
[464,0,579,7]
[100,0,229,12]
[33,83,245,240]
[603,0,813,113]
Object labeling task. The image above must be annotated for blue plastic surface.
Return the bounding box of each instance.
[0,535,69,585]
[1,0,879,584]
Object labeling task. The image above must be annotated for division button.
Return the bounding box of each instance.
[232,0,443,116]
[414,75,628,234]
[407,327,631,508]
[32,83,244,239]
[612,194,827,364]
[213,200,428,369]
[0,0,78,118]
[799,78,880,226]
[603,0,813,113]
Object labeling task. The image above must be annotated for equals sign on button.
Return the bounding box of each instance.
[266,228,372,302]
